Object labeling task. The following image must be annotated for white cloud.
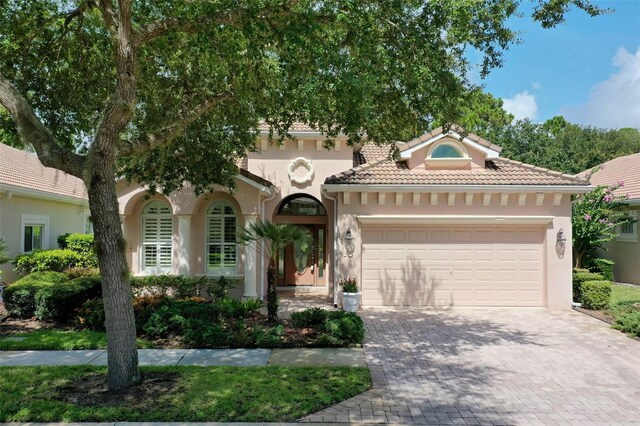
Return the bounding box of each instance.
[502,91,538,120]
[562,46,640,129]
[531,82,542,90]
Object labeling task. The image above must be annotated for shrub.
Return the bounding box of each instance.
[183,321,230,347]
[4,281,53,318]
[613,311,640,337]
[64,267,100,279]
[580,280,612,310]
[572,271,604,302]
[610,300,640,318]
[131,275,206,298]
[3,272,69,318]
[13,249,83,277]
[589,258,615,282]
[321,312,365,345]
[141,299,220,338]
[76,298,106,331]
[34,276,102,322]
[291,307,330,328]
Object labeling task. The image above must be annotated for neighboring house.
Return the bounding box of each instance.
[0,144,89,283]
[583,153,640,284]
[117,125,591,309]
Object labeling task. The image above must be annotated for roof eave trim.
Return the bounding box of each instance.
[357,214,554,225]
[0,184,89,205]
[322,183,594,194]
[235,174,276,195]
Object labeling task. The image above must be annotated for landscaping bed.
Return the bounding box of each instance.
[1,271,364,350]
[0,365,371,422]
[573,272,640,339]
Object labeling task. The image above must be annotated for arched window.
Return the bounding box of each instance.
[206,201,238,273]
[430,144,463,158]
[142,201,173,273]
[278,195,326,216]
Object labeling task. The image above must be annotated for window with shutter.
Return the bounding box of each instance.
[206,201,237,273]
[142,201,173,273]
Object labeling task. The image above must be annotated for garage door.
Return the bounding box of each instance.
[361,226,544,307]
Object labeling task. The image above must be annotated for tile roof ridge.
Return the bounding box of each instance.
[494,157,587,184]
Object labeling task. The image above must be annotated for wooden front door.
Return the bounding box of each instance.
[279,224,327,286]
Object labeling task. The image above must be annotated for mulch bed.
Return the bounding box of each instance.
[573,306,615,324]
[56,371,181,407]
[0,316,76,335]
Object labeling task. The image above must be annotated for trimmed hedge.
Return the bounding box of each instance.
[572,272,604,302]
[589,258,615,282]
[291,308,365,346]
[130,275,239,301]
[34,276,102,322]
[57,233,98,268]
[580,280,612,310]
[3,272,70,318]
[13,250,83,277]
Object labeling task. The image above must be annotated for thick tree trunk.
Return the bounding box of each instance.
[88,168,140,391]
[267,262,278,322]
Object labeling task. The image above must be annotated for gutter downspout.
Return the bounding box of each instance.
[259,186,278,299]
[322,188,339,308]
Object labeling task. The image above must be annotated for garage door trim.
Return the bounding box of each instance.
[357,214,554,225]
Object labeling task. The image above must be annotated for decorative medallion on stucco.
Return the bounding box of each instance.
[288,157,315,184]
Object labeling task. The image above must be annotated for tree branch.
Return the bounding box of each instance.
[121,92,233,155]
[0,73,85,178]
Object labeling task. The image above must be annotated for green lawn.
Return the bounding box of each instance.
[611,284,640,306]
[0,330,155,350]
[0,365,371,422]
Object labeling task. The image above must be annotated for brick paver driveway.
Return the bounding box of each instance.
[301,308,640,425]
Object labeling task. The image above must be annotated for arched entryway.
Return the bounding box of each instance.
[273,194,328,287]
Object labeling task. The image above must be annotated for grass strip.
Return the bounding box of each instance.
[0,365,371,422]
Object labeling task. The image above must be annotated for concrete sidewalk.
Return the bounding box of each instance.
[0,347,366,367]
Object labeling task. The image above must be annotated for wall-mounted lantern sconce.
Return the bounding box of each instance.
[341,228,356,258]
[555,228,567,259]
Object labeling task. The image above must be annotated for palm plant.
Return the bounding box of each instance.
[239,220,312,322]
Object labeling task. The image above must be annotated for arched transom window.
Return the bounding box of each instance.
[206,201,238,273]
[278,195,326,216]
[430,144,463,158]
[142,201,173,273]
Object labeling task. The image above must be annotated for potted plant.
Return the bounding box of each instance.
[340,277,361,312]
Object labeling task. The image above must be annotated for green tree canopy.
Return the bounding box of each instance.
[0,0,605,391]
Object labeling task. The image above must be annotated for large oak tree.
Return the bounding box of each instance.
[0,0,602,390]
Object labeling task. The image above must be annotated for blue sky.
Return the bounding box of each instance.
[474,0,640,129]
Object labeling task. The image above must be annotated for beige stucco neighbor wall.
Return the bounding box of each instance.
[0,193,88,283]
[601,205,640,284]
[331,192,573,310]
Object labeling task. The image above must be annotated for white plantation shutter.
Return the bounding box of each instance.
[142,201,173,273]
[206,201,237,272]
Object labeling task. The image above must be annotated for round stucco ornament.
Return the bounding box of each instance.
[288,157,314,184]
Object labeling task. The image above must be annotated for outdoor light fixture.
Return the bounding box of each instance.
[341,228,356,258]
[556,228,567,259]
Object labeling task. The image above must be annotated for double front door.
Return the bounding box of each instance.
[277,224,327,286]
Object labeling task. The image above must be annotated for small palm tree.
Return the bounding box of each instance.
[239,220,311,322]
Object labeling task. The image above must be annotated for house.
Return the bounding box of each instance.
[117,125,591,309]
[0,144,90,283]
[583,153,640,284]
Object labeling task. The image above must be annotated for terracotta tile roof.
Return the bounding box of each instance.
[397,125,503,154]
[582,152,640,200]
[354,144,396,167]
[326,155,588,186]
[0,144,87,201]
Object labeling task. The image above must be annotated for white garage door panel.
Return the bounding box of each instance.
[361,226,544,307]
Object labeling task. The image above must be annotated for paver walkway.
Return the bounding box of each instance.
[0,348,366,367]
[301,308,640,425]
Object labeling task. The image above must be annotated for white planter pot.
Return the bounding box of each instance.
[342,292,361,312]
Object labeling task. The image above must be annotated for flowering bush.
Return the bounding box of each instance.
[572,181,633,268]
